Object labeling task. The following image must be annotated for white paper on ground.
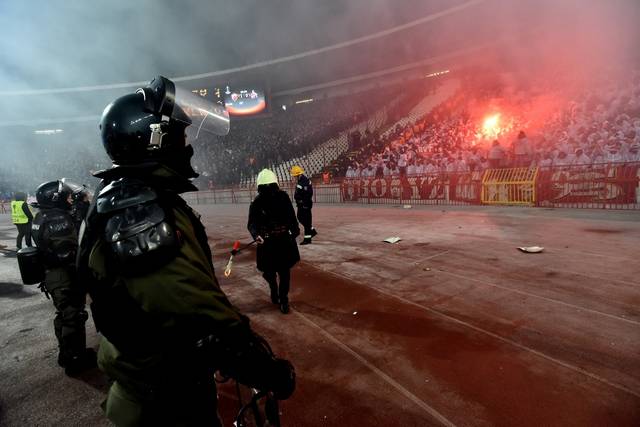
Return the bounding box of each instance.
[518,246,544,253]
[383,237,402,244]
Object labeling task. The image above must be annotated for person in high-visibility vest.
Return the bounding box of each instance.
[11,192,33,250]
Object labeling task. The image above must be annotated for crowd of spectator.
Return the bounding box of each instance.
[191,86,401,187]
[3,70,639,199]
[342,70,640,179]
[0,125,109,199]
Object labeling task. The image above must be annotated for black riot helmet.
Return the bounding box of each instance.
[36,180,72,209]
[60,178,92,202]
[99,76,230,171]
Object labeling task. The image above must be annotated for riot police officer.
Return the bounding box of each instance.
[290,165,317,245]
[77,76,294,426]
[248,169,300,314]
[32,180,96,375]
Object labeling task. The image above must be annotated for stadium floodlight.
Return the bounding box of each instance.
[34,129,64,135]
[295,98,314,104]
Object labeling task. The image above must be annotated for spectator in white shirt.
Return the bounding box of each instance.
[572,148,592,166]
[538,153,553,168]
[553,151,572,167]
[625,143,640,162]
[488,140,505,169]
[605,144,625,163]
[362,164,376,178]
[513,131,533,167]
[406,162,417,176]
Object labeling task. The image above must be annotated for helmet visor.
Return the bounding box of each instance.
[174,86,230,141]
[60,178,92,200]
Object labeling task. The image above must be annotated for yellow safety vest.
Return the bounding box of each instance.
[11,201,29,224]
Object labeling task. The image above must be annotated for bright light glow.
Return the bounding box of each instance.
[34,129,64,135]
[295,98,314,104]
[481,114,501,138]
[282,105,287,111]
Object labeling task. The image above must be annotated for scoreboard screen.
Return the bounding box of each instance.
[222,86,267,116]
[191,85,269,117]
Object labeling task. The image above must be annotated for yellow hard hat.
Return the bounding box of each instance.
[290,165,304,177]
[256,169,278,186]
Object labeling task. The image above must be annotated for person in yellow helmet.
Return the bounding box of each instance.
[11,192,33,250]
[290,165,317,245]
[248,169,300,314]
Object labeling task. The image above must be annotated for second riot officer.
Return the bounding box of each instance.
[32,180,96,375]
[248,169,300,314]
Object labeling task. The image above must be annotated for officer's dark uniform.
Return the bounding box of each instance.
[294,173,316,245]
[32,181,94,375]
[248,172,300,314]
[77,76,295,426]
[66,182,91,232]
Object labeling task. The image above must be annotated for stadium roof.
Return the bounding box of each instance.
[0,0,498,126]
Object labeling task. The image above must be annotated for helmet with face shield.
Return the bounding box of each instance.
[99,76,230,176]
[36,180,72,209]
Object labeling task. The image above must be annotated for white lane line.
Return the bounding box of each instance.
[434,269,640,327]
[415,250,451,264]
[307,263,640,399]
[328,244,640,325]
[559,269,640,288]
[240,271,457,427]
[292,309,458,427]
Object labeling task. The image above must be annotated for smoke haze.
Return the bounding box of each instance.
[0,0,638,192]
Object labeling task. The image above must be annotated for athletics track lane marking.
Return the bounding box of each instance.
[303,260,640,399]
[235,265,458,427]
[431,269,640,327]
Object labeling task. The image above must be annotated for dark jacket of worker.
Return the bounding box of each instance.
[293,174,313,208]
[248,183,300,272]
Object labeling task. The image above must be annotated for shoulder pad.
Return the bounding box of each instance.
[104,200,179,274]
[96,178,158,214]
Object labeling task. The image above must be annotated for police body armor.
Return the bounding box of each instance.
[79,177,183,355]
[32,209,77,268]
[20,208,79,285]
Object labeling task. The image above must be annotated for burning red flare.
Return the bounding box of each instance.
[482,113,501,138]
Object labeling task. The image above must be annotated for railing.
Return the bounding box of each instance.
[481,167,538,206]
[184,162,640,210]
